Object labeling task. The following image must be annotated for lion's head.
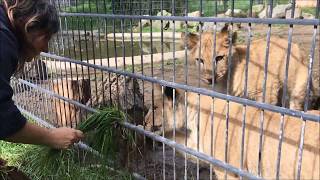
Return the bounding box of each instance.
[181,25,237,84]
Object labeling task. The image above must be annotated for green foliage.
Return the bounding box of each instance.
[301,7,317,16]
[20,146,132,180]
[78,107,133,161]
[0,107,133,179]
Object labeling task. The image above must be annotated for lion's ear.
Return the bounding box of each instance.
[181,32,199,50]
[220,24,237,46]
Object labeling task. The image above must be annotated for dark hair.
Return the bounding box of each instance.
[3,0,59,72]
[3,0,59,34]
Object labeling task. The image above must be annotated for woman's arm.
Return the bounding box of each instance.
[6,122,84,149]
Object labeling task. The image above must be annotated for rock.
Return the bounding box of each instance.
[259,4,292,18]
[180,11,201,29]
[258,7,268,18]
[252,4,264,14]
[152,10,172,30]
[201,22,242,32]
[188,11,201,17]
[302,12,315,19]
[202,22,226,32]
[272,4,292,18]
[156,9,171,17]
[225,9,244,17]
[285,8,303,19]
[141,15,150,27]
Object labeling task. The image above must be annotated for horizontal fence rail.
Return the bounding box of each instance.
[59,12,320,26]
[16,81,263,180]
[40,52,320,123]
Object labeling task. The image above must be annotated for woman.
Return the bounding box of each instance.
[0,0,84,149]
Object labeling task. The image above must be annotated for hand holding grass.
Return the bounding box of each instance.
[48,127,84,149]
[6,122,84,150]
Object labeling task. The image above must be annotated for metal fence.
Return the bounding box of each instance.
[12,0,319,179]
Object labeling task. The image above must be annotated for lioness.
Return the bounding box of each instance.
[145,85,320,179]
[181,25,309,110]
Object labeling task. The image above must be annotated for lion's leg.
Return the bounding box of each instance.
[289,85,306,110]
[255,85,280,106]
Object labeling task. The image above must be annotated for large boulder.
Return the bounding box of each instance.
[252,4,264,17]
[179,11,201,30]
[272,4,292,18]
[153,10,172,30]
[225,9,246,17]
[285,7,303,19]
[259,4,292,18]
[301,12,315,19]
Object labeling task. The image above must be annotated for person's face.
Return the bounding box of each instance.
[22,30,52,61]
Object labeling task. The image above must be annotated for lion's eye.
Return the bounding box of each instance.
[215,55,224,62]
[195,58,204,64]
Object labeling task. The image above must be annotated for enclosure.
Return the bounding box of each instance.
[4,0,320,179]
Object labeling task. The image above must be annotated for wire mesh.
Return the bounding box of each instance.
[10,0,319,179]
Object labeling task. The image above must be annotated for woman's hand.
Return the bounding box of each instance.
[48,127,84,149]
[6,122,84,149]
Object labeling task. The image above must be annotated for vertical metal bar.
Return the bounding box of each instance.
[183,1,189,179]
[316,0,320,19]
[225,23,234,179]
[111,0,120,109]
[276,24,294,180]
[197,2,203,179]
[82,0,92,110]
[128,0,138,174]
[160,1,166,179]
[138,0,147,177]
[102,0,112,108]
[70,15,83,123]
[290,0,296,18]
[171,0,177,179]
[215,0,218,17]
[248,0,253,18]
[75,0,88,120]
[231,0,234,17]
[55,25,69,127]
[59,12,73,127]
[63,14,79,125]
[258,0,274,175]
[296,26,318,180]
[147,0,157,179]
[89,0,99,115]
[210,21,218,180]
[240,23,252,180]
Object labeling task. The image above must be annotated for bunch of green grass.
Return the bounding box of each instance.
[19,146,132,180]
[78,107,133,162]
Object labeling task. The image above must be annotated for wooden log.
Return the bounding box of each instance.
[53,78,91,127]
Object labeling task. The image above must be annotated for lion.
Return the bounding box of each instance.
[145,85,320,179]
[181,25,310,110]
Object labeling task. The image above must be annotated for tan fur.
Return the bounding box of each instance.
[145,86,320,179]
[181,27,309,110]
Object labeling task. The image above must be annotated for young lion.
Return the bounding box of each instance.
[181,25,309,110]
[145,85,320,179]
